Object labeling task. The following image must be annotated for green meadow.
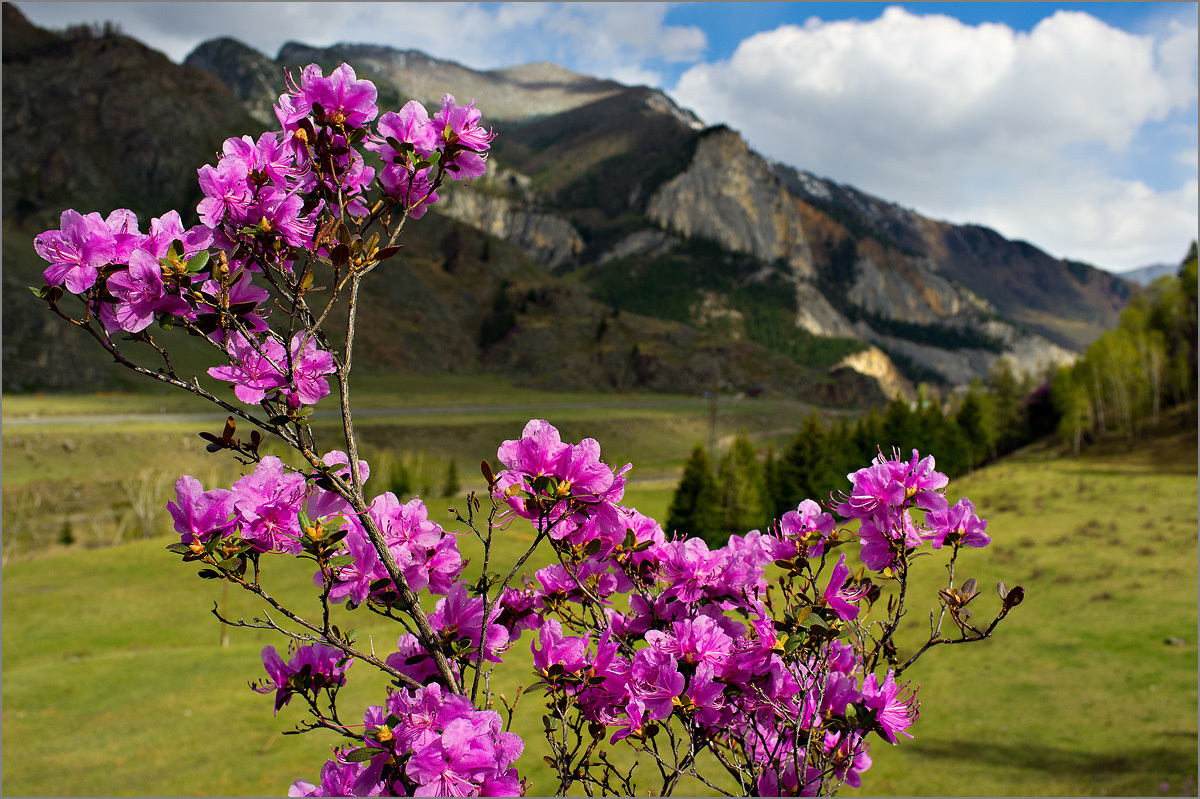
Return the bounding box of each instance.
[2,382,1196,796]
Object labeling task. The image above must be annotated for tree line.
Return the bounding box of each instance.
[1053,242,1198,454]
[667,359,1050,549]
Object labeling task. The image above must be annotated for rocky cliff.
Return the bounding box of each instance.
[646,127,816,280]
[437,170,585,271]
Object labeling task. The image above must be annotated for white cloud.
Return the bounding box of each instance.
[14,2,704,85]
[669,5,1199,271]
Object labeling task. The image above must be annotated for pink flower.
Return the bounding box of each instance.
[253,643,351,713]
[368,101,439,163]
[777,498,836,558]
[861,670,918,744]
[35,209,116,294]
[105,250,168,332]
[822,553,869,622]
[433,94,494,181]
[208,332,287,405]
[304,63,378,129]
[167,475,234,544]
[925,497,990,549]
[197,156,252,228]
[532,618,590,677]
[281,332,336,407]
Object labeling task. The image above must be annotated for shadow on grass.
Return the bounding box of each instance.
[907,737,1198,776]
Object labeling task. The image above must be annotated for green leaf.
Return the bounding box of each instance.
[328,554,355,569]
[185,250,210,272]
[298,508,314,531]
[784,633,805,654]
[165,542,192,554]
[343,747,382,763]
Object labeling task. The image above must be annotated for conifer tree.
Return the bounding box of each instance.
[666,445,720,544]
[716,436,768,542]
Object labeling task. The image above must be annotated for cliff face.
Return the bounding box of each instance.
[646,128,815,281]
[438,171,585,271]
[773,162,1135,351]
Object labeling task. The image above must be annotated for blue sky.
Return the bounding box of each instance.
[15,2,1199,273]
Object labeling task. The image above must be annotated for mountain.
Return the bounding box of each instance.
[1116,262,1180,287]
[3,7,1137,404]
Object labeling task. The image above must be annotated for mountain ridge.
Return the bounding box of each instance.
[2,6,1136,403]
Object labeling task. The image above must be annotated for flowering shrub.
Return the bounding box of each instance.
[32,62,1021,797]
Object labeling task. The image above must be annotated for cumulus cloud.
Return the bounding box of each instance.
[15,2,704,85]
[669,5,1198,271]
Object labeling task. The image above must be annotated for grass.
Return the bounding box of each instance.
[2,390,1196,796]
[2,375,816,559]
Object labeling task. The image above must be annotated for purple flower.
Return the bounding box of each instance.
[250,186,317,248]
[645,615,733,672]
[208,332,288,404]
[197,156,252,228]
[145,210,213,260]
[861,670,918,744]
[878,448,949,513]
[822,553,869,622]
[925,497,990,549]
[835,462,905,520]
[628,647,685,721]
[166,475,234,544]
[104,209,144,262]
[497,418,569,478]
[231,456,308,553]
[35,209,116,294]
[304,63,379,129]
[106,250,168,332]
[433,94,494,181]
[532,618,590,677]
[368,101,439,164]
[253,643,351,713]
[222,131,297,189]
[777,499,837,558]
[288,755,372,797]
[281,332,336,407]
[429,582,510,663]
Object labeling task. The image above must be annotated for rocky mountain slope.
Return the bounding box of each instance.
[3,6,1135,403]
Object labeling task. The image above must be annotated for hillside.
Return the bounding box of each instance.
[3,5,1139,400]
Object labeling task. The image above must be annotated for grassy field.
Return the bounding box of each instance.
[2,375,818,560]
[2,386,1196,796]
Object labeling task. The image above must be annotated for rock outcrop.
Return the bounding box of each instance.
[438,192,584,271]
[829,345,914,403]
[646,127,816,281]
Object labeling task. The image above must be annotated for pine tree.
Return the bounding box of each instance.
[778,415,833,512]
[666,445,720,544]
[955,387,996,469]
[716,436,768,543]
[442,460,460,498]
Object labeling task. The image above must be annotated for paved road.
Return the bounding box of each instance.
[1,397,716,428]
